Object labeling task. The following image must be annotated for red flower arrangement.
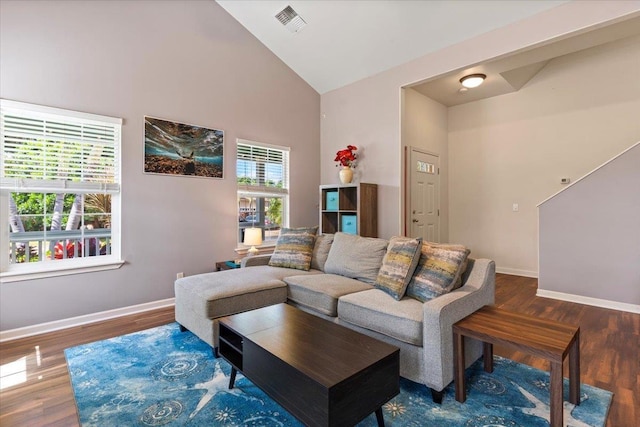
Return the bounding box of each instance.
[334,145,358,168]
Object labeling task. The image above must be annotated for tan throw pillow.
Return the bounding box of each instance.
[324,232,388,284]
[406,242,470,302]
[374,236,422,300]
[310,233,334,271]
[268,227,318,271]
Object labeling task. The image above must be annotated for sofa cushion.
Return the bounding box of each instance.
[175,265,321,318]
[268,226,318,271]
[324,232,388,284]
[284,274,372,317]
[374,236,422,300]
[338,289,424,346]
[310,233,334,272]
[406,242,470,302]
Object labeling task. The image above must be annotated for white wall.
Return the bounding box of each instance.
[448,34,640,275]
[539,143,640,306]
[321,78,402,238]
[320,2,640,240]
[401,88,449,241]
[0,1,320,330]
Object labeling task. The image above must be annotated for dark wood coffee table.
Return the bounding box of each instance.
[218,304,400,427]
[453,305,580,427]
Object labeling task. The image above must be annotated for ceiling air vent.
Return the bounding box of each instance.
[275,5,307,33]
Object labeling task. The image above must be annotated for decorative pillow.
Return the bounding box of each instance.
[451,257,470,290]
[310,233,334,271]
[374,236,422,300]
[268,226,318,271]
[406,242,470,302]
[324,232,388,284]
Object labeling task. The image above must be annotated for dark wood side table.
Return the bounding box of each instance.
[453,305,580,427]
[215,260,241,271]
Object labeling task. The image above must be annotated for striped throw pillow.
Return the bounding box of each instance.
[268,227,318,271]
[406,242,470,302]
[374,236,422,300]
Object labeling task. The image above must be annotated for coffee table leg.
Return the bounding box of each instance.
[550,361,563,427]
[483,342,494,373]
[375,407,385,427]
[229,367,237,389]
[454,331,466,403]
[569,329,580,405]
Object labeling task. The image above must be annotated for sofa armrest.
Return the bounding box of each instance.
[421,258,496,390]
[241,254,272,268]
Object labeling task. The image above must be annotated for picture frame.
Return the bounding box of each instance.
[144,116,224,179]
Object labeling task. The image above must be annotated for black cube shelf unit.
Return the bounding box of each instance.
[319,183,378,237]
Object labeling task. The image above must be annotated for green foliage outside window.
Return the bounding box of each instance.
[267,198,282,226]
[12,193,111,232]
[237,177,282,188]
[12,193,76,231]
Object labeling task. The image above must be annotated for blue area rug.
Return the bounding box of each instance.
[65,323,611,426]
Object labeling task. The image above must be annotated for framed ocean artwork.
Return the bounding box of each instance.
[144,116,224,179]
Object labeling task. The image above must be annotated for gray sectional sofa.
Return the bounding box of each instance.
[174,232,495,402]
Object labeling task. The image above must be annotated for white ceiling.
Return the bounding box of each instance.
[215,0,569,94]
[410,14,640,106]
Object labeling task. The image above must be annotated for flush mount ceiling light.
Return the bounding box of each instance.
[460,73,486,88]
[275,5,307,33]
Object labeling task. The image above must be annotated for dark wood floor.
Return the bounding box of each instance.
[0,274,637,426]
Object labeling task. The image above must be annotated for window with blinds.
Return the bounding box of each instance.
[1,100,120,193]
[1,99,123,278]
[237,139,289,246]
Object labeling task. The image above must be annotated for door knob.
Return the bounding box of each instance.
[412,219,418,223]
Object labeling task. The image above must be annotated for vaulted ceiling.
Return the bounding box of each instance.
[216,1,640,106]
[216,1,568,94]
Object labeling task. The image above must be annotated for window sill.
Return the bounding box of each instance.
[0,259,125,283]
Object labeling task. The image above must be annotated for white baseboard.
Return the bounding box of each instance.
[496,267,538,278]
[0,298,175,343]
[537,289,640,314]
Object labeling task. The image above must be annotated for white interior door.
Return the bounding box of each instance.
[409,148,440,242]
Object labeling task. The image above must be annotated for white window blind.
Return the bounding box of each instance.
[1,99,121,194]
[237,141,289,194]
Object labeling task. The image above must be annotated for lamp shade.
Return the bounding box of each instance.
[244,227,263,246]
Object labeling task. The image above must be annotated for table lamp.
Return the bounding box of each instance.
[243,227,262,256]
